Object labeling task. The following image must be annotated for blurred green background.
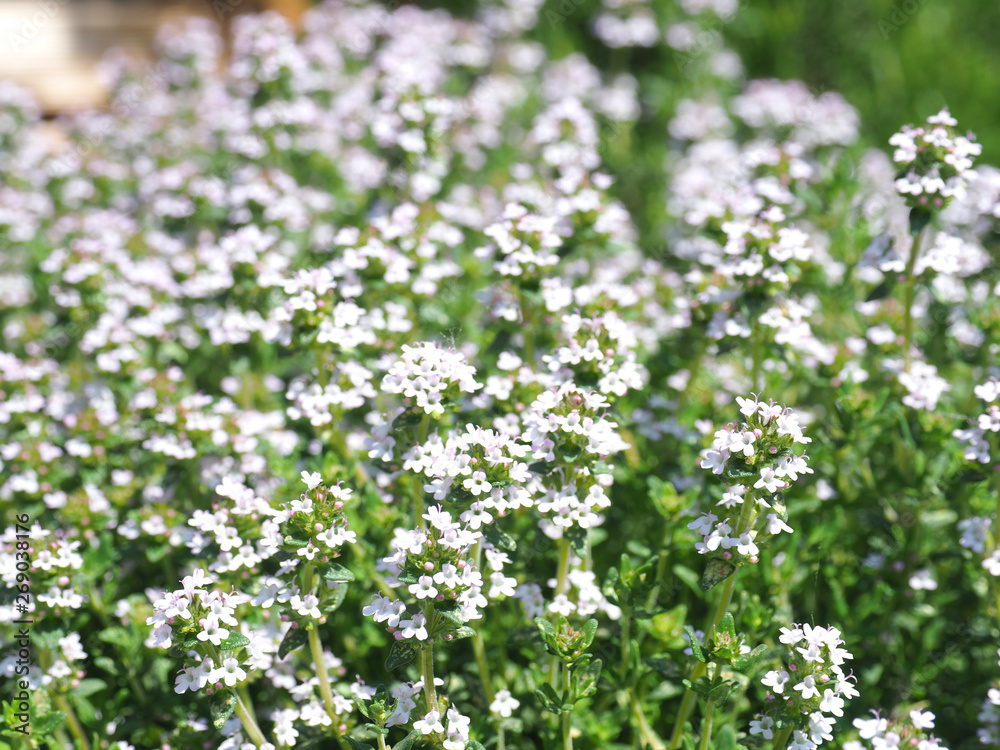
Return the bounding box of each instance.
[418,0,1000,158]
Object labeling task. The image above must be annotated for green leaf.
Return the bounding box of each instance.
[572,657,602,700]
[731,644,768,671]
[320,562,355,582]
[278,626,309,659]
[715,724,737,750]
[354,696,371,720]
[391,729,424,750]
[566,526,588,557]
[466,742,487,750]
[672,564,702,596]
[448,625,477,640]
[396,566,421,585]
[534,683,563,714]
[700,558,736,591]
[683,626,705,663]
[706,680,736,706]
[580,619,598,650]
[343,738,374,750]
[909,207,932,235]
[325,582,348,613]
[534,617,559,655]
[722,458,758,484]
[71,679,106,699]
[210,691,237,731]
[32,711,66,736]
[717,612,736,640]
[217,632,251,651]
[646,656,682,679]
[385,640,418,671]
[483,524,517,554]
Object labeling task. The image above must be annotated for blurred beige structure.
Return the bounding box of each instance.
[0,0,310,114]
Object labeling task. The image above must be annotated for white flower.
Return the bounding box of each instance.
[413,709,445,734]
[300,471,322,489]
[908,568,938,591]
[197,615,229,646]
[490,689,520,718]
[761,669,790,694]
[748,715,774,739]
[754,466,783,494]
[793,674,820,700]
[910,709,935,729]
[409,575,439,600]
[210,656,247,687]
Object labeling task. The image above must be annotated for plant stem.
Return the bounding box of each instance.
[52,693,90,750]
[773,726,794,750]
[303,563,351,750]
[645,522,674,614]
[316,350,328,389]
[54,725,72,750]
[902,221,925,371]
[421,640,439,713]
[414,412,430,528]
[377,733,389,750]
[668,688,698,750]
[309,625,338,720]
[549,538,572,687]
[668,491,756,749]
[238,683,256,718]
[234,692,268,748]
[630,691,667,750]
[472,624,496,707]
[751,323,764,393]
[697,699,715,750]
[677,336,707,414]
[470,540,496,706]
[562,709,573,750]
[498,723,506,750]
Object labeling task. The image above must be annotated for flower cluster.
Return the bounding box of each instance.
[382,343,484,418]
[890,108,982,209]
[750,623,859,749]
[953,377,1000,465]
[844,708,948,750]
[690,394,811,564]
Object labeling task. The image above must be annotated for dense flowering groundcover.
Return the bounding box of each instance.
[1,1,1000,749]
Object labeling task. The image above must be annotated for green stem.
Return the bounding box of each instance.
[238,683,256,718]
[316,350,328,389]
[52,693,90,750]
[773,726,794,750]
[645,522,674,614]
[668,492,755,749]
[498,723,506,750]
[421,641,439,713]
[309,625,339,720]
[303,563,351,750]
[677,328,710,419]
[378,733,389,750]
[234,692,268,748]
[751,323,764,393]
[668,687,698,750]
[470,540,496,706]
[902,221,925,370]
[630,691,667,750]
[621,613,631,677]
[414,413,431,528]
[549,538,572,687]
[697,699,715,750]
[54,725,72,750]
[561,656,574,750]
